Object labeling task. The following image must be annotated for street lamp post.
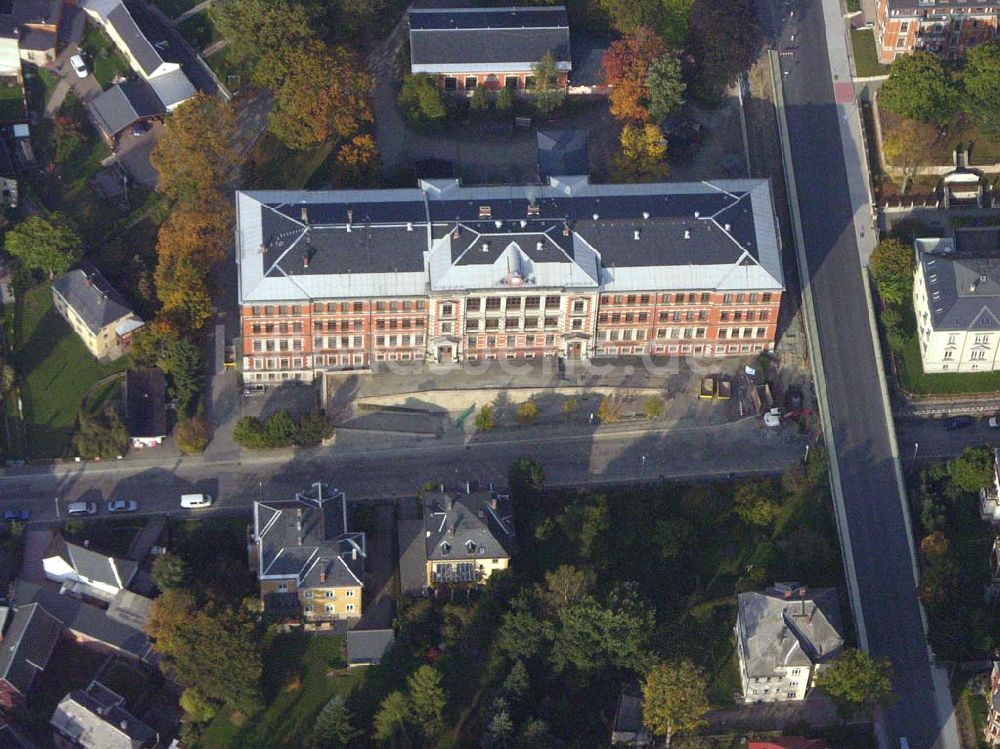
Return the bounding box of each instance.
[641,455,646,476]
[913,442,919,463]
[54,497,59,520]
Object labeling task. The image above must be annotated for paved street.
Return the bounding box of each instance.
[777,0,953,746]
[0,417,807,523]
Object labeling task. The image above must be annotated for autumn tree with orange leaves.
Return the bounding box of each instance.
[603,28,668,123]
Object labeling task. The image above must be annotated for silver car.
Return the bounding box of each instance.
[106,500,138,513]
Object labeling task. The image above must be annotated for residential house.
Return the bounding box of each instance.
[610,684,651,748]
[422,485,513,588]
[0,0,62,79]
[0,602,63,709]
[912,231,1000,373]
[236,176,783,381]
[52,263,145,361]
[987,661,1000,744]
[43,535,139,603]
[123,368,166,448]
[252,483,366,624]
[346,628,394,666]
[875,0,999,63]
[51,681,158,749]
[735,582,844,703]
[408,7,571,94]
[11,581,153,662]
[90,80,165,144]
[981,448,1000,524]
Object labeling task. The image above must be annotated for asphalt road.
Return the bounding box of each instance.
[779,2,943,746]
[0,418,807,523]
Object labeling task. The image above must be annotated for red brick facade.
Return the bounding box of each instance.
[875,0,1000,62]
[988,662,1000,744]
[241,288,782,381]
[437,71,570,93]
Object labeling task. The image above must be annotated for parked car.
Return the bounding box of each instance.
[990,415,1000,429]
[131,120,152,136]
[945,415,974,431]
[106,500,138,513]
[3,507,29,522]
[69,54,88,79]
[66,501,97,516]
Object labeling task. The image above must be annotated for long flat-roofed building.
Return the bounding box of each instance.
[235,176,784,382]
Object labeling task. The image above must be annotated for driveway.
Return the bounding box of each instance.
[105,121,163,189]
[45,8,100,116]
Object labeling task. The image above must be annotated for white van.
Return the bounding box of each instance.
[180,493,213,509]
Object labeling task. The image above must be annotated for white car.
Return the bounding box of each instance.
[107,500,138,513]
[69,54,88,79]
[990,416,1000,429]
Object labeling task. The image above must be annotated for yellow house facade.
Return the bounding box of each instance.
[52,264,144,362]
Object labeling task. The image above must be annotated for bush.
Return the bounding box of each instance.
[233,416,268,449]
[516,399,538,425]
[176,416,211,454]
[234,410,332,450]
[398,74,447,127]
[562,398,578,418]
[475,404,495,431]
[265,410,298,446]
[470,85,489,112]
[497,86,514,112]
[644,396,664,418]
[74,405,129,459]
[297,411,333,447]
[152,554,190,590]
[597,395,622,424]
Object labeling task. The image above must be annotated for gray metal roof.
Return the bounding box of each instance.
[11,581,151,660]
[105,590,152,631]
[424,488,513,563]
[51,682,157,749]
[146,66,194,109]
[346,628,395,665]
[51,262,138,335]
[44,535,138,591]
[409,7,570,72]
[107,3,164,77]
[124,368,166,439]
[253,483,365,589]
[537,129,589,179]
[736,583,844,679]
[916,232,1000,332]
[236,177,784,303]
[0,603,62,697]
[90,80,163,138]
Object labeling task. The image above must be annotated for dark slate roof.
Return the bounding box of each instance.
[424,488,513,563]
[254,483,365,589]
[107,4,163,76]
[346,628,394,665]
[397,518,428,595]
[11,581,152,660]
[0,720,37,749]
[13,0,59,26]
[917,234,1000,332]
[569,32,608,87]
[124,368,166,439]
[44,535,138,591]
[537,129,588,179]
[52,262,136,335]
[90,80,163,138]
[409,7,570,68]
[18,27,53,51]
[0,603,62,697]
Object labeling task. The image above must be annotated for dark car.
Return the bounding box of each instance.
[131,120,152,137]
[3,507,29,522]
[945,415,974,431]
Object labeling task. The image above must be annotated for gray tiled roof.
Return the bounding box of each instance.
[146,66,194,109]
[254,483,365,589]
[916,233,1000,333]
[90,80,163,138]
[236,178,784,303]
[0,603,62,697]
[51,262,137,335]
[346,628,394,665]
[105,590,153,631]
[424,488,513,562]
[44,535,138,591]
[11,581,151,661]
[410,7,570,71]
[397,518,428,595]
[51,682,157,749]
[736,583,844,679]
[107,3,163,77]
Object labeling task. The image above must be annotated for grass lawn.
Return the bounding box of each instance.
[243,131,337,190]
[880,106,1000,166]
[851,29,888,78]
[80,21,131,89]
[895,334,1000,395]
[201,634,362,749]
[204,44,250,92]
[0,79,26,122]
[11,284,128,458]
[178,12,220,51]
[152,0,197,18]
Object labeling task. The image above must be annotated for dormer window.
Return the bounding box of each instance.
[441,541,451,554]
[466,540,476,553]
[479,205,492,219]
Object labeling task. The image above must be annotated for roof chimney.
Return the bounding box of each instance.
[694,211,700,218]
[406,222,414,232]
[684,229,691,239]
[301,206,309,224]
[494,219,503,229]
[85,276,93,288]
[352,547,358,560]
[592,213,599,221]
[319,568,326,583]
[562,223,570,236]
[347,208,353,225]
[490,496,498,510]
[482,242,490,253]
[302,253,310,269]
[464,480,471,494]
[520,219,528,229]
[452,227,460,239]
[642,211,650,219]
[724,223,731,232]
[633,229,641,241]
[536,241,544,251]
[297,536,303,546]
